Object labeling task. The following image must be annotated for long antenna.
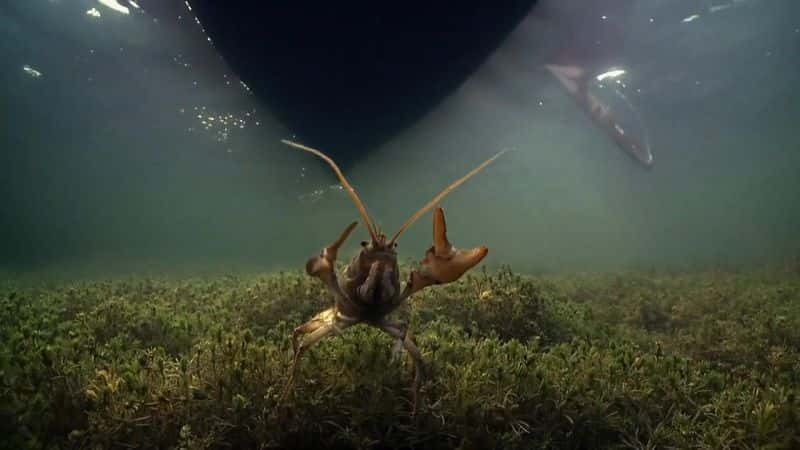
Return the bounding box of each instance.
[282,139,379,243]
[389,148,508,245]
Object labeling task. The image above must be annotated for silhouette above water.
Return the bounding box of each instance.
[184,1,536,165]
[536,0,653,167]
[182,0,654,167]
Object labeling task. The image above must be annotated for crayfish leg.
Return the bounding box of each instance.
[280,308,356,405]
[375,320,425,415]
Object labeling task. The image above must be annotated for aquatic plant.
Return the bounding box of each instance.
[0,267,798,449]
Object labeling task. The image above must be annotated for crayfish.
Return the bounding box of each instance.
[280,139,506,412]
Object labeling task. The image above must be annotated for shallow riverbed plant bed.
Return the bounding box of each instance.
[1,267,798,449]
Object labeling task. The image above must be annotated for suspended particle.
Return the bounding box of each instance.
[22,65,43,78]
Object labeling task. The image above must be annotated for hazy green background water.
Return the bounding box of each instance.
[2,0,799,278]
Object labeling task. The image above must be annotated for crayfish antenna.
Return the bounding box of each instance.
[389,148,508,245]
[282,139,379,243]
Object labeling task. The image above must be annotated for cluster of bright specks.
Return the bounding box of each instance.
[34,0,266,155]
[297,184,346,204]
[178,106,262,151]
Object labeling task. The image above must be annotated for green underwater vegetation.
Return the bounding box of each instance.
[1,264,799,449]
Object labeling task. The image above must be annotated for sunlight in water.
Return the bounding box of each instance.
[98,0,130,15]
[595,69,627,81]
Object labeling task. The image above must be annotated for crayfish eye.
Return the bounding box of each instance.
[360,241,368,247]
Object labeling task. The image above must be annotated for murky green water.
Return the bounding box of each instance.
[2,3,800,448]
[2,0,799,277]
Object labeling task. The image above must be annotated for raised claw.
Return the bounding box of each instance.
[306,221,358,299]
[306,221,358,277]
[406,207,488,296]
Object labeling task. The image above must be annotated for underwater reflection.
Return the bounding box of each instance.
[546,64,653,167]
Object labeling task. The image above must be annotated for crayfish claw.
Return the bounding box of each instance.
[419,244,488,285]
[422,207,488,283]
[305,221,358,301]
[403,207,488,298]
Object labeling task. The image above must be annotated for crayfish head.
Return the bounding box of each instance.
[343,237,402,311]
[361,230,397,256]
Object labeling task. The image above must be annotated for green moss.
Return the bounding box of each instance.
[0,267,799,449]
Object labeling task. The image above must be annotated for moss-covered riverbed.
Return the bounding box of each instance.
[1,266,799,449]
